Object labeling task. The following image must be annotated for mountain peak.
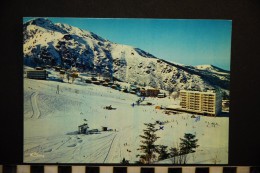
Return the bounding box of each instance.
[25,18,52,27]
[24,18,66,34]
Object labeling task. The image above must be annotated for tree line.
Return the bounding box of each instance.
[121,122,199,164]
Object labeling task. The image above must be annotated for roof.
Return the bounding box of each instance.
[78,123,88,128]
[26,70,46,72]
[180,89,218,95]
[146,88,159,91]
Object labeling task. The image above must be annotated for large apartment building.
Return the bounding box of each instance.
[180,90,222,116]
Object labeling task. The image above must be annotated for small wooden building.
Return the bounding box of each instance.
[130,90,136,94]
[85,79,92,83]
[102,82,109,87]
[54,66,61,71]
[157,93,166,98]
[60,70,66,74]
[26,70,47,80]
[78,123,89,134]
[111,84,117,89]
[91,77,98,81]
[102,126,108,131]
[35,67,43,70]
[108,82,114,86]
[104,78,110,82]
[92,81,100,85]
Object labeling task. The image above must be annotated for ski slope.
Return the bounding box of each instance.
[24,69,229,164]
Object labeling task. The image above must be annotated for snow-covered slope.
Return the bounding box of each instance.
[23,72,228,164]
[23,18,230,95]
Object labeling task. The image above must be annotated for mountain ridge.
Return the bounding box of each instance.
[23,18,230,96]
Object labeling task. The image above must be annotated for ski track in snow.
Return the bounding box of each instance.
[30,92,41,119]
[103,133,117,163]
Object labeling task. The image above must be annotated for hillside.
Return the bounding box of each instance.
[23,18,230,95]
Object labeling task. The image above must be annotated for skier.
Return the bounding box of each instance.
[56,85,59,94]
[159,126,164,130]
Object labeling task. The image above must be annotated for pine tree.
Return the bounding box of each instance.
[121,157,129,164]
[137,123,160,164]
[157,145,170,161]
[179,133,199,164]
[169,147,180,164]
[66,73,70,83]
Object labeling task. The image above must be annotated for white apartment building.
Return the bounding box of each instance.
[180,90,222,116]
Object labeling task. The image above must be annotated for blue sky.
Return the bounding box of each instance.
[24,17,232,70]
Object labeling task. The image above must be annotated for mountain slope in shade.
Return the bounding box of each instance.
[23,18,230,96]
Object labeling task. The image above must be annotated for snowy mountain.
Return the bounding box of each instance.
[23,18,230,95]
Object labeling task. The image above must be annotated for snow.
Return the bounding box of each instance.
[24,67,229,164]
[196,65,229,75]
[23,18,230,95]
[23,18,230,164]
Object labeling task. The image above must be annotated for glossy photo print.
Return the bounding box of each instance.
[23,18,231,164]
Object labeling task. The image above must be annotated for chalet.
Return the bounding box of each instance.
[130,90,136,94]
[92,81,100,85]
[91,77,98,81]
[130,85,137,91]
[26,70,47,80]
[146,88,160,97]
[111,84,117,89]
[222,100,230,107]
[102,126,108,131]
[157,93,166,98]
[54,66,61,71]
[108,82,114,87]
[35,67,43,70]
[102,82,109,87]
[99,79,105,84]
[78,123,89,134]
[85,79,92,83]
[104,78,110,82]
[59,70,65,74]
[90,73,97,77]
[122,88,128,93]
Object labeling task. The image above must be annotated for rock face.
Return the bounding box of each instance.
[23,18,230,95]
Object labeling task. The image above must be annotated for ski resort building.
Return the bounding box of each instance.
[78,123,89,134]
[102,126,108,131]
[157,93,166,98]
[26,70,47,80]
[146,88,160,97]
[180,90,222,116]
